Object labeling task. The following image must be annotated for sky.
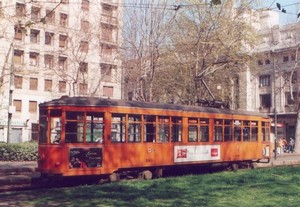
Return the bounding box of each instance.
[261,0,300,24]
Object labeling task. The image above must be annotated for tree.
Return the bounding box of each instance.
[123,0,261,106]
[166,0,261,106]
[122,0,178,102]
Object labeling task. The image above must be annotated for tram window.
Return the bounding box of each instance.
[50,117,61,144]
[65,111,84,143]
[111,114,126,143]
[66,112,84,120]
[158,116,169,142]
[251,121,258,141]
[234,120,242,141]
[86,112,104,143]
[243,121,250,142]
[50,109,62,116]
[224,120,232,141]
[128,115,141,143]
[188,118,198,142]
[262,122,270,141]
[171,117,182,142]
[39,117,47,144]
[40,109,47,116]
[65,121,84,143]
[188,126,198,142]
[200,118,209,142]
[144,115,156,142]
[214,119,223,142]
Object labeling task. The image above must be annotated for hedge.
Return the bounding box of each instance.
[0,141,38,161]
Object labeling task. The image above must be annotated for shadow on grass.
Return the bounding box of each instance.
[1,166,300,207]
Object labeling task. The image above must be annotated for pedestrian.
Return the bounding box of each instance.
[288,138,295,153]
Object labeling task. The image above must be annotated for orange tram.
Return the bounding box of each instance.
[37,96,271,181]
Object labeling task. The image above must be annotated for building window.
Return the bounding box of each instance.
[45,9,55,24]
[45,32,54,45]
[30,78,38,90]
[81,20,89,32]
[79,83,87,95]
[260,94,271,108]
[16,3,26,17]
[101,64,112,82]
[285,92,298,105]
[103,86,113,97]
[259,75,270,86]
[14,76,23,89]
[31,6,40,21]
[29,52,39,66]
[13,50,24,65]
[283,55,289,62]
[59,56,67,70]
[101,25,113,42]
[265,59,270,64]
[80,41,89,53]
[61,0,69,4]
[257,60,263,65]
[59,13,68,27]
[59,34,67,48]
[59,81,66,93]
[29,101,37,113]
[13,100,22,112]
[44,79,52,92]
[44,54,54,68]
[14,26,23,40]
[79,62,88,73]
[102,4,113,16]
[30,29,40,44]
[81,0,90,11]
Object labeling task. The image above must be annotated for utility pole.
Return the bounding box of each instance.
[273,52,277,160]
[7,44,14,144]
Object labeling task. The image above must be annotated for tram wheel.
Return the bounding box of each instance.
[109,173,120,182]
[153,168,163,179]
[138,170,153,180]
[231,163,238,171]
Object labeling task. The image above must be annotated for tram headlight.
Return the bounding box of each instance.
[38,153,45,160]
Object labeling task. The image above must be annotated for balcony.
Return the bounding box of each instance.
[101,15,118,26]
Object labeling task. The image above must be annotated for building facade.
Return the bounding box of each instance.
[0,0,122,143]
[241,10,300,141]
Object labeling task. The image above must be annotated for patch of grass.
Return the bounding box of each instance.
[1,166,300,207]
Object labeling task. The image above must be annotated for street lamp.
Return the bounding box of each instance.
[272,52,278,160]
[7,45,14,144]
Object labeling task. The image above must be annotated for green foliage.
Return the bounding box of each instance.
[0,142,38,161]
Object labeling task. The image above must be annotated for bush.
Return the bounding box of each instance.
[0,141,38,161]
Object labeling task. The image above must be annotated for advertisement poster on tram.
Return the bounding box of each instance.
[174,145,221,163]
[69,148,102,168]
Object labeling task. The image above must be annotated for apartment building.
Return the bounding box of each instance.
[0,0,122,142]
[240,10,300,141]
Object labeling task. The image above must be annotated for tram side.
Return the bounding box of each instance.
[37,97,271,180]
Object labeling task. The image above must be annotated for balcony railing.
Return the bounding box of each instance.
[101,15,118,26]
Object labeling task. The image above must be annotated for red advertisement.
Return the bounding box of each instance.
[177,149,188,158]
[211,148,218,157]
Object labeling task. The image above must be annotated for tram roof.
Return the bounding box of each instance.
[40,96,269,118]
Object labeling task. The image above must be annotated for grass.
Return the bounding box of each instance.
[1,166,300,207]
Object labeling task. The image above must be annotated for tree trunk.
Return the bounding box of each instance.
[294,108,300,153]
